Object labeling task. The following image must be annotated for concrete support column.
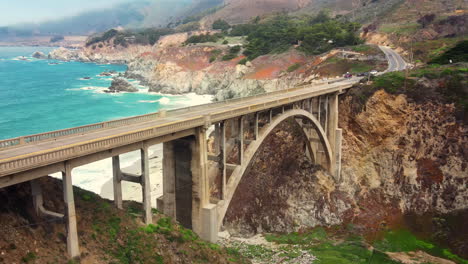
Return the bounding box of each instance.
[269,109,273,123]
[201,204,218,243]
[220,121,227,199]
[30,179,44,216]
[62,163,80,259]
[335,128,343,181]
[238,117,244,165]
[31,179,64,220]
[214,123,221,155]
[327,93,339,178]
[324,96,329,133]
[327,93,338,157]
[112,156,123,210]
[162,142,176,219]
[318,96,322,123]
[141,147,152,224]
[192,127,209,235]
[309,98,314,113]
[254,113,259,140]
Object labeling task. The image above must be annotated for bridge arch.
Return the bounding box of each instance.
[217,109,334,229]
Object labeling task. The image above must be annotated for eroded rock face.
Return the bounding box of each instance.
[107,77,138,93]
[48,45,326,101]
[124,46,311,100]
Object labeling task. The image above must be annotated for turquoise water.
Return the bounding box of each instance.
[0,47,199,140]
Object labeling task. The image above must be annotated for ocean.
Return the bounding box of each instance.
[0,46,211,202]
[0,46,211,140]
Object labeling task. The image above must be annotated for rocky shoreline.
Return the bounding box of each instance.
[46,44,333,101]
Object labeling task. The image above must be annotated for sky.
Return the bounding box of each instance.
[0,0,131,26]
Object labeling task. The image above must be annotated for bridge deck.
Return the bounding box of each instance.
[0,80,355,177]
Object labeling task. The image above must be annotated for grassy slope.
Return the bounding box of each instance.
[0,177,249,264]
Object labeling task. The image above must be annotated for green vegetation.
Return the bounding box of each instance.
[21,252,36,263]
[87,200,248,264]
[350,63,374,73]
[230,24,257,37]
[379,23,420,35]
[265,227,327,244]
[240,226,468,264]
[86,28,175,47]
[176,21,201,33]
[240,12,362,60]
[236,228,399,264]
[209,49,222,63]
[430,40,468,64]
[222,45,241,61]
[374,229,468,264]
[238,58,248,65]
[287,63,302,72]
[212,19,231,31]
[350,64,467,120]
[351,45,372,53]
[184,33,223,44]
[407,37,465,63]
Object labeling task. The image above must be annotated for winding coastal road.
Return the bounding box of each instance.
[379,46,408,73]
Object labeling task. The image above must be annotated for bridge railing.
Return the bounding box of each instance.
[0,86,312,150]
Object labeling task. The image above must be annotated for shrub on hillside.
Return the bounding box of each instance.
[212,19,230,31]
[185,33,223,44]
[242,12,362,60]
[429,40,468,64]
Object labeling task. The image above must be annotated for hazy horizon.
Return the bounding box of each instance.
[0,0,136,26]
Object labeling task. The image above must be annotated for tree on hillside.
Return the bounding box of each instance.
[212,19,231,31]
[417,14,436,28]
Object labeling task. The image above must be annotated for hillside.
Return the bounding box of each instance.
[0,177,250,264]
[0,0,224,39]
[199,0,312,27]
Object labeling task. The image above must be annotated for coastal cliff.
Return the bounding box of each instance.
[48,41,377,101]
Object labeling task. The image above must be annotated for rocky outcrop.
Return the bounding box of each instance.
[106,77,138,93]
[31,51,47,59]
[48,45,153,64]
[99,70,117,76]
[125,46,320,101]
[48,47,91,62]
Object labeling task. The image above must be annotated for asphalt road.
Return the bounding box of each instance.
[379,46,408,73]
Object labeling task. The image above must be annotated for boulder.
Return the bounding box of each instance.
[32,51,47,59]
[99,70,117,76]
[107,77,138,93]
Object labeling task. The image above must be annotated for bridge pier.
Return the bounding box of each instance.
[326,93,341,181]
[30,179,64,219]
[112,156,123,210]
[62,163,80,259]
[112,148,152,224]
[161,130,217,242]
